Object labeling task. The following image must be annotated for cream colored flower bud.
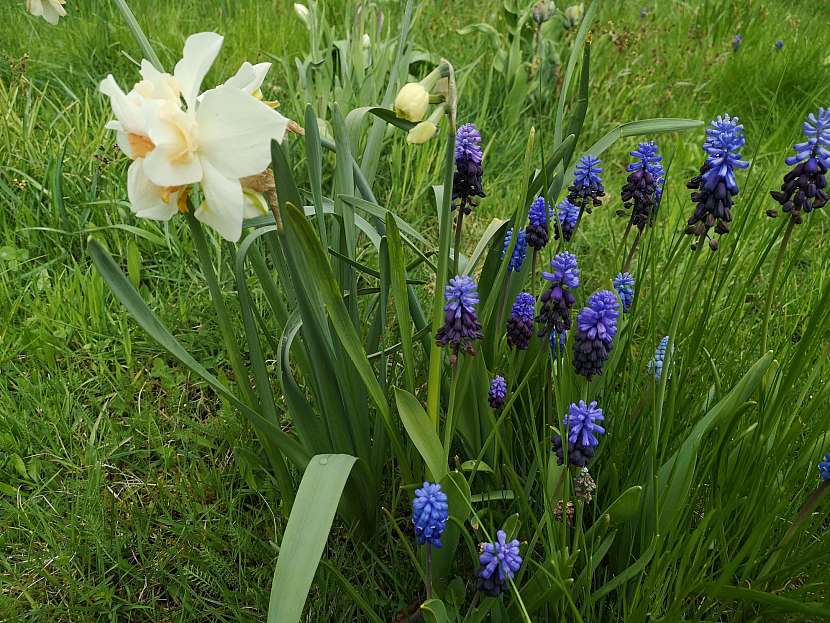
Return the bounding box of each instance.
[361,34,371,49]
[294,3,310,27]
[394,82,430,122]
[407,121,438,145]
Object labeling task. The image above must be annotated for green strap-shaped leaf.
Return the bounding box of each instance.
[267,454,357,623]
[698,584,830,618]
[420,599,448,623]
[386,215,417,394]
[394,387,447,482]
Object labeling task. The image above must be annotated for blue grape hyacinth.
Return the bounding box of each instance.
[552,400,606,467]
[649,335,671,380]
[572,290,620,380]
[477,530,522,597]
[554,198,580,241]
[537,252,580,336]
[501,228,527,272]
[525,196,551,250]
[613,272,635,313]
[769,108,830,223]
[412,482,448,548]
[568,155,606,219]
[620,141,664,230]
[489,375,507,410]
[507,292,535,350]
[732,34,743,51]
[435,275,483,362]
[686,114,749,248]
[775,39,784,50]
[452,123,485,214]
[819,453,830,481]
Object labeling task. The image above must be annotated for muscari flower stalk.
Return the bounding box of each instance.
[819,453,830,481]
[435,275,483,363]
[552,400,606,467]
[613,272,635,313]
[477,530,522,597]
[768,108,830,224]
[452,123,485,215]
[501,228,527,272]
[619,141,664,231]
[567,155,605,224]
[554,198,579,241]
[685,114,749,249]
[412,482,449,548]
[506,292,535,350]
[489,375,507,410]
[537,252,580,337]
[572,290,620,380]
[649,335,671,380]
[525,196,551,250]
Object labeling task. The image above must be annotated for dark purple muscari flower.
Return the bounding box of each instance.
[686,114,749,247]
[525,196,551,250]
[552,400,606,466]
[567,155,605,219]
[506,292,535,350]
[553,198,579,241]
[435,275,483,361]
[537,252,580,337]
[768,108,830,224]
[501,228,527,272]
[412,482,449,548]
[775,39,784,50]
[488,375,507,410]
[572,290,620,380]
[477,530,522,597]
[452,123,485,215]
[619,141,664,230]
[613,272,635,313]
[819,452,830,481]
[732,34,743,52]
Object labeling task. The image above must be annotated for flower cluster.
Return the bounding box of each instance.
[477,530,522,596]
[649,335,671,380]
[100,33,289,242]
[554,198,579,241]
[619,142,664,230]
[552,400,606,467]
[506,292,536,350]
[768,109,830,224]
[435,275,483,361]
[613,272,635,313]
[572,290,620,380]
[452,123,486,214]
[525,196,551,250]
[489,375,507,410]
[820,453,830,481]
[537,252,580,337]
[567,155,605,219]
[685,114,749,247]
[412,482,448,548]
[501,228,527,272]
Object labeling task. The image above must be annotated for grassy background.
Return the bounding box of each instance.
[1,0,829,620]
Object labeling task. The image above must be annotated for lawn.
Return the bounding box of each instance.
[1,0,829,621]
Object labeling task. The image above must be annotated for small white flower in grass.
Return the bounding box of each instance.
[100,32,288,242]
[27,0,66,25]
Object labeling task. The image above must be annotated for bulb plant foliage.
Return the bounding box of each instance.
[75,1,830,621]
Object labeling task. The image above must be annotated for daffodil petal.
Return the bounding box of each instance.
[196,159,244,242]
[127,160,178,221]
[174,32,224,110]
[223,61,271,95]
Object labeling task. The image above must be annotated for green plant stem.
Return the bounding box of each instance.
[622,228,643,273]
[425,545,433,600]
[453,210,464,275]
[443,368,460,466]
[760,218,795,356]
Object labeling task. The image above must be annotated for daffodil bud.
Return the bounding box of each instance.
[407,121,437,144]
[394,82,430,122]
[294,3,310,28]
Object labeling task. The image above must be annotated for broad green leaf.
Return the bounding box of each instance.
[386,215,416,393]
[462,218,509,276]
[605,485,643,525]
[432,470,471,588]
[267,454,357,623]
[461,460,493,473]
[420,599,448,623]
[502,513,521,540]
[394,387,447,481]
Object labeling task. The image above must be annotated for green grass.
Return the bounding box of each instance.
[1,0,829,620]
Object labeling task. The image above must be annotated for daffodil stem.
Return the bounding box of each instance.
[760,218,795,357]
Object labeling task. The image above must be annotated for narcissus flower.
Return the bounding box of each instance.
[394,82,430,122]
[489,375,507,410]
[26,0,66,24]
[563,4,585,29]
[407,121,437,144]
[477,530,522,596]
[412,482,448,548]
[100,32,289,242]
[435,275,483,361]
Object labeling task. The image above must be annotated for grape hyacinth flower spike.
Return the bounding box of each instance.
[506,292,535,350]
[648,335,672,380]
[819,453,830,481]
[501,228,527,272]
[552,400,606,467]
[537,252,580,337]
[572,290,620,380]
[613,272,635,313]
[554,198,579,241]
[525,196,551,250]
[412,482,448,548]
[619,141,664,231]
[452,123,485,215]
[567,154,605,224]
[477,530,522,597]
[775,39,784,50]
[732,34,743,52]
[488,375,507,410]
[685,114,749,250]
[435,275,483,363]
[768,108,830,224]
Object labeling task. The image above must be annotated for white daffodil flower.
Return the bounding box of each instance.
[100,32,289,242]
[26,0,66,25]
[394,82,430,123]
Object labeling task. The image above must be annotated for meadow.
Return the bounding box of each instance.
[1,0,830,621]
